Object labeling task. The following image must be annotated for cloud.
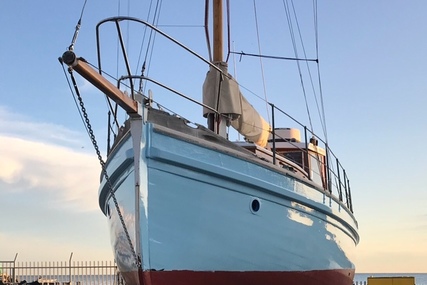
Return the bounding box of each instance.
[0,106,88,148]
[0,107,102,212]
[0,106,115,261]
[0,135,101,212]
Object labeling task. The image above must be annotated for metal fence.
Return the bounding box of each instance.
[0,254,124,285]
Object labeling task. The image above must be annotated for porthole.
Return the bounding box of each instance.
[250,198,261,214]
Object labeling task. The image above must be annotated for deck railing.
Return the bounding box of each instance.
[270,103,354,213]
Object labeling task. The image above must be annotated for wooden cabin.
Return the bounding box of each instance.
[236,128,328,191]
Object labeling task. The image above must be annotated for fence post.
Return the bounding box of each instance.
[12,253,18,283]
[69,252,73,284]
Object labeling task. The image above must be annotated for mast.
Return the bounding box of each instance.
[213,0,223,62]
[207,0,228,136]
[203,0,271,146]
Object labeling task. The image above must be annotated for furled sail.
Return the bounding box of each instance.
[203,62,271,147]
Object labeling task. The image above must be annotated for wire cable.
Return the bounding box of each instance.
[68,0,89,51]
[283,0,314,133]
[252,0,271,124]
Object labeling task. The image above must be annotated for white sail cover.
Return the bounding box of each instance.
[203,62,271,147]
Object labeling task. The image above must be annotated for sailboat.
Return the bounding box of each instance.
[61,1,359,285]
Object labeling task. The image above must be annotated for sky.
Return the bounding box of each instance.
[1,0,427,274]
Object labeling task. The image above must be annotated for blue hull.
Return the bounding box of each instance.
[99,110,358,285]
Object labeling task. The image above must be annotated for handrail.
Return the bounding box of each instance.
[270,104,353,212]
[95,16,230,83]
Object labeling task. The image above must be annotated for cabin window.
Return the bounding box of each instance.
[282,151,303,168]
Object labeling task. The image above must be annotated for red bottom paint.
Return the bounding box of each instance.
[122,269,355,285]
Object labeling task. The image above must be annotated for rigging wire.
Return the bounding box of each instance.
[252,0,271,124]
[230,51,317,62]
[287,0,332,192]
[59,60,91,137]
[286,0,325,189]
[290,0,326,139]
[62,0,92,135]
[68,0,88,51]
[135,0,155,75]
[281,0,329,142]
[314,0,319,70]
[291,0,323,130]
[144,0,163,78]
[225,1,327,144]
[282,0,314,132]
[139,0,163,94]
[312,0,334,191]
[111,0,161,129]
[313,0,329,142]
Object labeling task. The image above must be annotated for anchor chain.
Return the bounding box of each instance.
[67,68,141,268]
